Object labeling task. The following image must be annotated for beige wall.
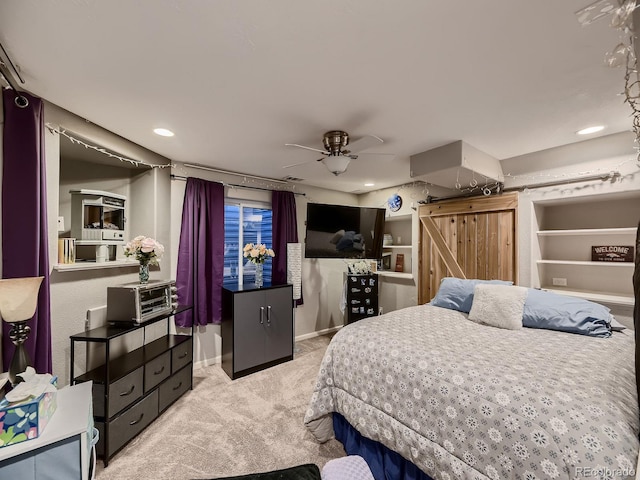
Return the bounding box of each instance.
[169,164,359,367]
[45,102,173,385]
[508,132,639,328]
[2,97,638,383]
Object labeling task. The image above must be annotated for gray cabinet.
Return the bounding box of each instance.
[222,283,293,379]
[70,306,193,467]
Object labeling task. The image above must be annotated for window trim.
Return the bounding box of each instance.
[224,200,273,287]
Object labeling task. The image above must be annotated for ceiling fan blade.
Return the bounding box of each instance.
[285,143,329,155]
[346,134,383,154]
[282,159,315,169]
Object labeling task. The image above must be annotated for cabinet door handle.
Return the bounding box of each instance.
[177,352,188,360]
[129,413,144,426]
[153,366,165,375]
[267,305,272,325]
[119,385,135,397]
[259,306,265,324]
[172,381,183,391]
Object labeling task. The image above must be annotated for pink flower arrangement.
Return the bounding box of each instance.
[243,243,275,264]
[124,236,165,265]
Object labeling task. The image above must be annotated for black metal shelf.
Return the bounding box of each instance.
[70,304,192,342]
[74,334,192,385]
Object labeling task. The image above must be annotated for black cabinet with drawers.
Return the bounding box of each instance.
[70,305,193,467]
[221,283,293,379]
[346,274,379,324]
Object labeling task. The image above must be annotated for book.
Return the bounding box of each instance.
[395,253,404,272]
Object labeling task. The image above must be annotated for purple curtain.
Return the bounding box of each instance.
[1,89,52,374]
[175,177,224,327]
[272,190,303,305]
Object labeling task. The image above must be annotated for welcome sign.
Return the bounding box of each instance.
[591,245,634,262]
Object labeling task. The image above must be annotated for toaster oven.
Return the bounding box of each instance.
[106,280,177,324]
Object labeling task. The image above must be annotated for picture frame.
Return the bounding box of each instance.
[381,253,392,271]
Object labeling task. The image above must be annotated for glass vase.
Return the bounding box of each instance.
[139,263,150,284]
[254,262,264,288]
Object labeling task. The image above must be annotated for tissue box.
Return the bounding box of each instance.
[0,377,58,448]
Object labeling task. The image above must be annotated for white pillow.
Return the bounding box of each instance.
[468,284,527,330]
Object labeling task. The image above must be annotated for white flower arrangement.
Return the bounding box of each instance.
[346,259,372,275]
[243,243,275,264]
[124,236,165,265]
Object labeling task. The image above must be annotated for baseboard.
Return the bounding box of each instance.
[294,325,342,342]
[193,325,342,369]
[194,356,221,370]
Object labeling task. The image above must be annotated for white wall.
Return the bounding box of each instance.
[169,164,359,367]
[357,183,427,310]
[44,102,174,385]
[506,132,640,328]
[4,96,637,383]
[504,133,639,287]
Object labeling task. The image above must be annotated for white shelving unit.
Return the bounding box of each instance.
[533,192,639,307]
[380,213,414,277]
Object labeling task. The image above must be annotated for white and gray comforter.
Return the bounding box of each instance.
[304,305,639,479]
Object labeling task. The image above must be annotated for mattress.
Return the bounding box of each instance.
[304,304,639,479]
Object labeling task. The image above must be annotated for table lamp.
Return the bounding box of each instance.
[0,276,44,385]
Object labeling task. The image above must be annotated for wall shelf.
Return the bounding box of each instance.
[385,213,412,222]
[378,271,413,279]
[537,227,637,236]
[54,260,139,272]
[537,259,634,267]
[541,287,634,306]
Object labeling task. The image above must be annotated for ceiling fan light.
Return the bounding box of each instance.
[322,155,351,176]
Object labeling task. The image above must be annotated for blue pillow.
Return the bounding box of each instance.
[523,289,612,338]
[431,277,514,313]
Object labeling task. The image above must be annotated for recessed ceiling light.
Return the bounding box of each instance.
[577,125,605,135]
[364,183,375,187]
[153,128,175,137]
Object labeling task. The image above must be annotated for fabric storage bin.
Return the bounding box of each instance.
[0,377,58,447]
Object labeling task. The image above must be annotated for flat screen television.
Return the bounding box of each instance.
[304,203,386,259]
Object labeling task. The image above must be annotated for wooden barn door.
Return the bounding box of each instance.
[418,192,518,304]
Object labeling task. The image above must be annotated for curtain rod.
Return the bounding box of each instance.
[183,163,289,184]
[0,41,29,108]
[170,174,306,196]
[502,171,621,192]
[419,171,620,204]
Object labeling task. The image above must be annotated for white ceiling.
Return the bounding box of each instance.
[0,0,633,193]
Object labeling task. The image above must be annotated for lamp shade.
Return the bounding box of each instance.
[0,276,44,323]
[322,155,350,176]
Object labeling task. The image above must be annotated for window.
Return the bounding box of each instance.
[223,204,273,288]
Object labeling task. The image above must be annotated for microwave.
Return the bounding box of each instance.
[106,280,177,324]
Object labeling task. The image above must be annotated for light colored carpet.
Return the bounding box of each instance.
[95,335,345,480]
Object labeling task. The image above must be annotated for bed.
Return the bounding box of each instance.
[305,271,640,479]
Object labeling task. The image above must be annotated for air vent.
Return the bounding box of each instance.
[283,176,304,182]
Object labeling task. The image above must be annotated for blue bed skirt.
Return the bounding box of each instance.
[332,413,434,480]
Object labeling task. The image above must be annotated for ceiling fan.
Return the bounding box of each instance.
[284,130,385,176]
